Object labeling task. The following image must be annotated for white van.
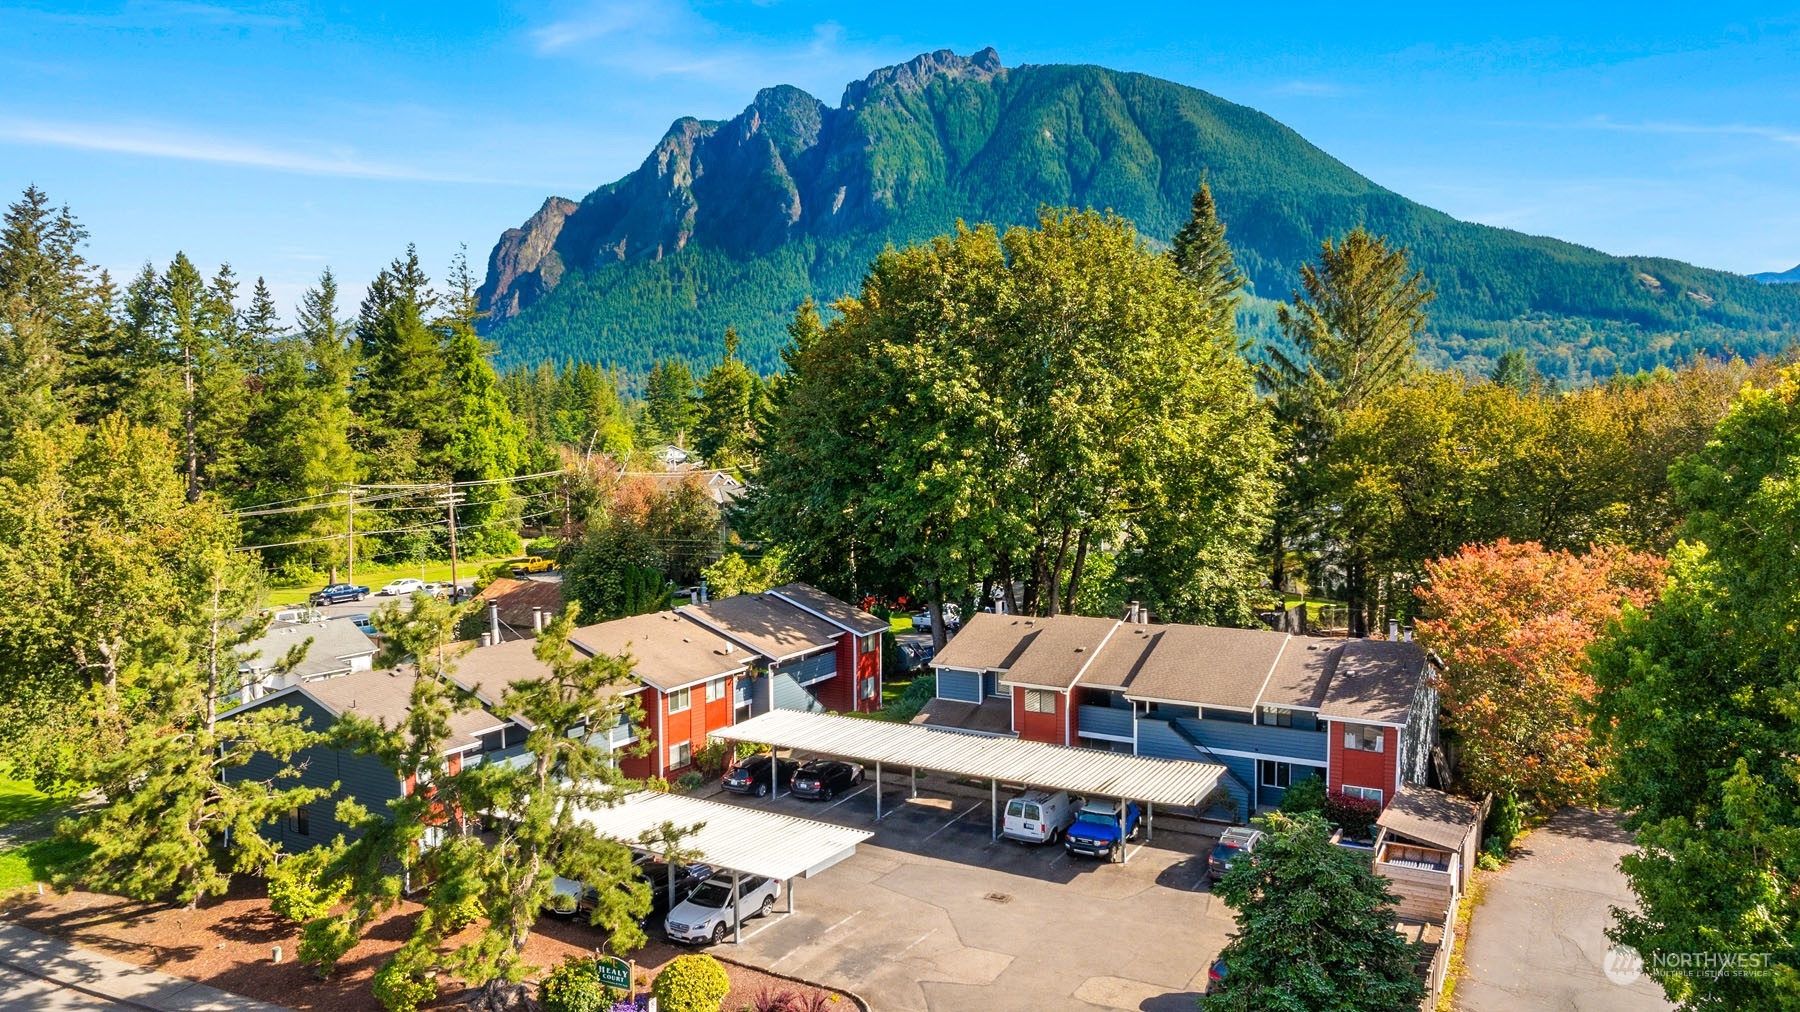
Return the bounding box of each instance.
[1002,789,1078,844]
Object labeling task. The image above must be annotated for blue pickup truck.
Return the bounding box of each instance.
[1063,799,1143,862]
[309,583,370,606]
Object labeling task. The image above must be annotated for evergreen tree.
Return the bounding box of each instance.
[73,545,329,908]
[353,247,450,492]
[441,250,525,558]
[693,327,763,468]
[240,276,282,375]
[1263,227,1434,633]
[1204,811,1426,1012]
[644,358,698,445]
[1170,177,1245,337]
[1489,348,1539,394]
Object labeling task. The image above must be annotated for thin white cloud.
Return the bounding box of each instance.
[525,0,900,96]
[0,117,572,187]
[1270,80,1348,99]
[1583,117,1800,150]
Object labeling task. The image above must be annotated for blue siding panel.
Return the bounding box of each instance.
[1135,720,1250,820]
[1176,717,1328,764]
[771,672,825,713]
[788,650,837,686]
[1076,705,1133,741]
[936,669,982,703]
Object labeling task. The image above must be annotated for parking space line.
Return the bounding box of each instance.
[921,801,984,843]
[1125,843,1146,863]
[768,909,863,967]
[895,927,935,957]
[824,785,872,812]
[737,916,785,943]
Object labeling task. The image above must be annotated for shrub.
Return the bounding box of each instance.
[1484,792,1523,854]
[744,986,838,1012]
[645,776,671,794]
[693,739,736,776]
[371,956,436,1012]
[652,954,730,1012]
[539,956,624,1012]
[675,771,706,793]
[297,917,357,977]
[1322,790,1381,841]
[1279,775,1326,815]
[266,846,346,924]
[884,671,936,722]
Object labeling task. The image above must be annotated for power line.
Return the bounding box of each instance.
[229,469,570,516]
[234,507,560,554]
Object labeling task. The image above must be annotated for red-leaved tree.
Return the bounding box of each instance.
[1415,539,1664,808]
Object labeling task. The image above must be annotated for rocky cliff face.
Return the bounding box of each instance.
[477,48,1005,324]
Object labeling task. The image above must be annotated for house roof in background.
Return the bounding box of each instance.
[770,582,889,636]
[999,615,1121,690]
[570,611,749,692]
[1123,625,1289,710]
[1259,636,1338,710]
[474,577,565,638]
[1377,785,1483,852]
[241,617,377,680]
[678,593,839,662]
[297,667,507,753]
[1320,639,1430,725]
[929,613,1041,672]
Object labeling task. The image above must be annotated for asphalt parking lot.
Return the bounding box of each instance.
[694,772,1235,1012]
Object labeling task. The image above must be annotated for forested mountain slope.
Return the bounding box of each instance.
[478,48,1800,382]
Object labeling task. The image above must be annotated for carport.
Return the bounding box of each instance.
[574,791,873,943]
[712,709,1226,861]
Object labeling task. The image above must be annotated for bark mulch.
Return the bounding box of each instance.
[0,879,851,1011]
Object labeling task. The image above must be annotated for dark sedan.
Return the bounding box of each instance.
[634,858,714,928]
[790,759,864,800]
[720,754,799,797]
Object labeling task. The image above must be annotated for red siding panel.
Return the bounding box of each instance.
[1327,720,1399,807]
[1014,686,1065,745]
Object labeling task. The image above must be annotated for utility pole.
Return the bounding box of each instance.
[345,486,356,586]
[436,486,465,600]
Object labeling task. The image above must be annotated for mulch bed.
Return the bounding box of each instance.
[0,880,848,1011]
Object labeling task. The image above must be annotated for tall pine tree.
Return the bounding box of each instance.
[1170,177,1245,338]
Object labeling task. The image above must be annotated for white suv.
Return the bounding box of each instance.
[665,874,781,945]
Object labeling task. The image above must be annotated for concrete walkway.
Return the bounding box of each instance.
[0,923,293,1012]
[1457,808,1671,1012]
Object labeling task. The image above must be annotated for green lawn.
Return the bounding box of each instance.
[1280,594,1346,623]
[0,838,92,892]
[888,614,914,632]
[0,776,66,827]
[264,554,516,607]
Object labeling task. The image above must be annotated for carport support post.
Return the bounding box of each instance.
[786,877,794,914]
[991,779,998,840]
[773,747,781,799]
[1148,802,1154,842]
[910,766,917,799]
[732,870,742,944]
[874,762,883,820]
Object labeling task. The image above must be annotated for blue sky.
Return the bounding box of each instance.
[3,1,1797,316]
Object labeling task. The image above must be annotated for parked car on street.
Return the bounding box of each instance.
[1205,959,1228,995]
[911,603,961,633]
[309,583,369,605]
[1064,799,1142,862]
[1208,826,1265,882]
[790,759,864,800]
[665,874,781,945]
[720,754,799,797]
[511,555,557,575]
[378,578,426,597]
[1002,789,1079,844]
[897,640,935,672]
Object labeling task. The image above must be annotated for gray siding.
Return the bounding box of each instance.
[771,672,826,713]
[1178,717,1328,764]
[226,694,402,854]
[1401,669,1439,788]
[937,669,983,703]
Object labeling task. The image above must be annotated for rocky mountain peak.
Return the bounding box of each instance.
[842,47,1003,109]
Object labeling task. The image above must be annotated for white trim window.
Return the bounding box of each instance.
[1343,785,1383,804]
[705,678,727,703]
[860,633,880,653]
[861,676,877,700]
[1260,706,1294,727]
[669,687,692,713]
[1343,723,1384,753]
[669,741,692,768]
[1024,689,1058,714]
[1258,760,1293,789]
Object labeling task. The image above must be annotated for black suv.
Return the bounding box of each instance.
[720,754,799,797]
[790,759,864,800]
[634,858,714,927]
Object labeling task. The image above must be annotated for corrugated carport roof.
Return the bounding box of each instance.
[574,791,872,882]
[715,709,1225,808]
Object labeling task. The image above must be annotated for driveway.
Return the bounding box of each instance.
[1457,808,1671,1012]
[699,776,1233,1012]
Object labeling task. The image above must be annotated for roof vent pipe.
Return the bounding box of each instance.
[532,606,544,633]
[489,601,501,644]
[1388,618,1400,640]
[479,632,493,648]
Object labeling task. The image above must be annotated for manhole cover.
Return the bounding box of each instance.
[983,892,1013,904]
